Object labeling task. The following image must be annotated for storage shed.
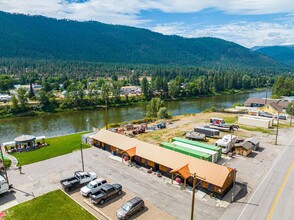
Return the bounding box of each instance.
[244,137,260,150]
[234,142,253,156]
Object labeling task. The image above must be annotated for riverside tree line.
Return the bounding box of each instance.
[0,69,292,118]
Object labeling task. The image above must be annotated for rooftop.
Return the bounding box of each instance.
[92,130,234,188]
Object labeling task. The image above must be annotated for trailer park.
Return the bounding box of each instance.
[0,98,293,219]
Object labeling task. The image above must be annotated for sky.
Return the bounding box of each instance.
[1,0,294,48]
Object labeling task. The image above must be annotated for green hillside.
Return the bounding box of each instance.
[0,11,285,69]
[255,45,294,67]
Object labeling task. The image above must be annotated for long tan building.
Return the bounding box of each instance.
[91,129,235,197]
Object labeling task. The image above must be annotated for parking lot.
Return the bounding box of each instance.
[3,125,293,220]
[67,184,176,220]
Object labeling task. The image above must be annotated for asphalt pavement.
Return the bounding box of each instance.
[236,134,294,220]
[3,146,225,220]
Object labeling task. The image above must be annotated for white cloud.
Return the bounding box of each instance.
[0,0,294,46]
[151,21,294,47]
[1,0,294,25]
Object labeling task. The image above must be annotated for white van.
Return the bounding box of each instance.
[0,175,10,195]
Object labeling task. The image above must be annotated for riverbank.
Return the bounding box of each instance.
[0,87,268,120]
[0,89,272,143]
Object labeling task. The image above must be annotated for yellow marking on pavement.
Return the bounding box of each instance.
[267,161,294,220]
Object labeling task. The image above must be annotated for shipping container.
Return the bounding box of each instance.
[173,141,218,163]
[172,137,222,160]
[160,142,212,162]
[194,126,220,137]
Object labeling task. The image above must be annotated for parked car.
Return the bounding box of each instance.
[60,171,96,191]
[274,115,287,120]
[90,183,122,204]
[80,178,107,197]
[260,112,273,118]
[117,197,144,220]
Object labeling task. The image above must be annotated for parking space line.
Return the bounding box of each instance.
[28,175,33,180]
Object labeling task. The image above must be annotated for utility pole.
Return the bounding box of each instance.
[191,173,197,220]
[230,129,233,153]
[188,172,206,220]
[275,114,280,145]
[290,103,293,127]
[0,144,10,185]
[105,97,108,130]
[80,143,84,172]
[231,168,237,203]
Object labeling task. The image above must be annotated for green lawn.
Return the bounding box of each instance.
[11,132,90,166]
[4,190,96,220]
[0,153,12,167]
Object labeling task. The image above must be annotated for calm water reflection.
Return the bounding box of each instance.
[0,90,271,143]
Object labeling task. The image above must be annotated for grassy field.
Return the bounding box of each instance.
[11,132,90,166]
[4,190,96,220]
[239,125,274,134]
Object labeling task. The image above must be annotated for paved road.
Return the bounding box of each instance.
[237,134,294,220]
[3,147,225,220]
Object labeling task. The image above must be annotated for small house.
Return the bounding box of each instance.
[244,137,260,150]
[234,142,253,156]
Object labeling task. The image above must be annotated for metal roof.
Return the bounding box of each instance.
[14,134,36,143]
[235,141,253,150]
[244,137,260,145]
[92,130,234,188]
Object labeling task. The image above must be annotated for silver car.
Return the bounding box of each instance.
[116,197,144,219]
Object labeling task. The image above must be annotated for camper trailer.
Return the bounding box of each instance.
[215,135,236,153]
[194,126,220,137]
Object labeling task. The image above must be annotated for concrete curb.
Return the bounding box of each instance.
[59,187,100,220]
[1,146,18,168]
[83,199,112,220]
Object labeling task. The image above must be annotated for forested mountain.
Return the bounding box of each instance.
[0,11,285,69]
[253,45,294,67]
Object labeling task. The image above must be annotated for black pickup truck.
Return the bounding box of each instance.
[60,171,96,191]
[90,183,122,205]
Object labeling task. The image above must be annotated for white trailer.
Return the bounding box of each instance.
[172,141,218,163]
[242,115,273,127]
[238,116,272,128]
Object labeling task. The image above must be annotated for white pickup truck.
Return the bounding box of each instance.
[60,171,96,191]
[0,175,11,195]
[80,178,107,197]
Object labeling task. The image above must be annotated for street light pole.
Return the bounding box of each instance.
[275,114,280,145]
[0,144,10,185]
[80,143,84,172]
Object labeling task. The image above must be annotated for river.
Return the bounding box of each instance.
[0,90,271,143]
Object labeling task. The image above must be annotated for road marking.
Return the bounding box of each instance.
[237,134,294,220]
[266,160,294,220]
[28,175,33,180]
